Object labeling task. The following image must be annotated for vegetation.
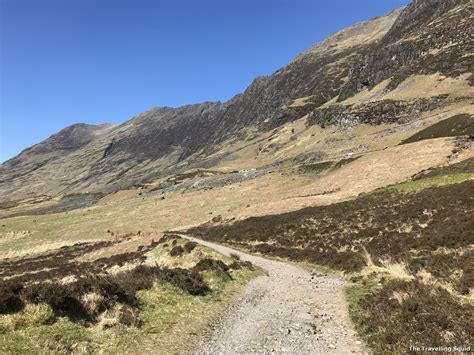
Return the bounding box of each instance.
[401,114,473,144]
[380,172,474,192]
[229,253,240,261]
[412,157,474,179]
[188,174,474,352]
[0,0,472,351]
[346,275,473,353]
[0,235,257,353]
[189,179,473,283]
[379,157,474,192]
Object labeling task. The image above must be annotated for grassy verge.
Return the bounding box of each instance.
[0,269,257,354]
[0,236,260,354]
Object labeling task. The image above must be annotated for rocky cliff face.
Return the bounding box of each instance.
[0,0,472,201]
[338,0,472,100]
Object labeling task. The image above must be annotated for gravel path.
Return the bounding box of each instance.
[181,235,367,354]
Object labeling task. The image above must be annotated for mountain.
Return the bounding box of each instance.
[0,0,472,202]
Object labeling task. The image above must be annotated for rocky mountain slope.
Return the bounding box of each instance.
[0,0,472,202]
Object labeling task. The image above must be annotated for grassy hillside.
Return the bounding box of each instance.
[187,160,474,352]
[0,0,472,351]
[0,115,472,353]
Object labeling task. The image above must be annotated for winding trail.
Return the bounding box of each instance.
[181,235,367,354]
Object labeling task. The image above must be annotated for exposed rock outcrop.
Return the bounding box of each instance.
[0,0,472,201]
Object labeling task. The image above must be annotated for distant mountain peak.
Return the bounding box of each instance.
[1,0,471,202]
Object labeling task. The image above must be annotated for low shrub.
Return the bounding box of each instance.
[229,261,253,270]
[229,253,240,261]
[1,264,212,322]
[169,246,185,257]
[193,259,229,274]
[0,280,24,314]
[356,279,473,352]
[183,241,197,253]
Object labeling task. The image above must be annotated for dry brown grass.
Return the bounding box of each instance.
[340,73,473,105]
[0,134,465,260]
[1,103,471,260]
[81,292,104,314]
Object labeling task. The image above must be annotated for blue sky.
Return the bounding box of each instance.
[0,0,410,163]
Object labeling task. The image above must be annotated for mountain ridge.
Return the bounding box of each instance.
[1,0,472,202]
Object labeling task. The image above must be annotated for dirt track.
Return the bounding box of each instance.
[181,235,366,354]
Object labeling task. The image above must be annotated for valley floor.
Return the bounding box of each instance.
[0,109,472,353]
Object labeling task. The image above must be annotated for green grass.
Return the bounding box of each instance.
[0,315,95,354]
[379,172,474,192]
[0,268,258,354]
[149,237,228,268]
[0,238,260,354]
[345,276,381,334]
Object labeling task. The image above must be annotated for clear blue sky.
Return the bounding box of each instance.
[0,0,410,163]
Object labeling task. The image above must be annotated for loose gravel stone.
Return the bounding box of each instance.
[182,235,368,354]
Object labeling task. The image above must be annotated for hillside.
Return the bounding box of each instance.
[1,0,471,203]
[0,0,473,353]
